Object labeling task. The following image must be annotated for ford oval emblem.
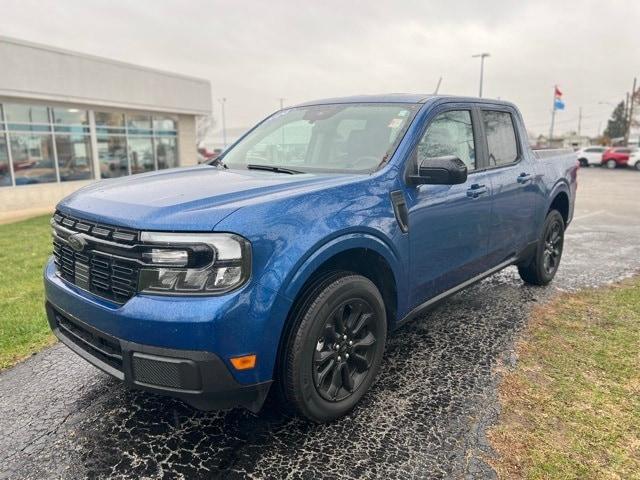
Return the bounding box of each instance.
[67,233,87,252]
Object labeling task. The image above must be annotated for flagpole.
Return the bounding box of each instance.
[549,85,556,147]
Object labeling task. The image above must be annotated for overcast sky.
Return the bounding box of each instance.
[2,0,639,137]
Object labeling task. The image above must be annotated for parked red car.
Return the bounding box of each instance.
[601,147,637,169]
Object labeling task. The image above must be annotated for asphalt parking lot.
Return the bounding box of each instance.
[1,167,639,480]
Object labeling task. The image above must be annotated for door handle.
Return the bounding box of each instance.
[466,184,488,198]
[517,172,533,184]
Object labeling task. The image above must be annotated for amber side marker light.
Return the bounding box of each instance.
[230,354,257,370]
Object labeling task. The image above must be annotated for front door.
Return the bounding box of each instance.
[403,107,494,309]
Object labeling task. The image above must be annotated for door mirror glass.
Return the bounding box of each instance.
[410,155,468,185]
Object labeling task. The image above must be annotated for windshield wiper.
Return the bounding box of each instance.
[246,164,303,175]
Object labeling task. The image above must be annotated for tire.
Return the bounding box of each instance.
[635,161,640,171]
[605,159,617,169]
[281,272,387,423]
[578,158,588,167]
[518,210,565,286]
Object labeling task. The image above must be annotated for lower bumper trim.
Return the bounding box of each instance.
[46,302,272,413]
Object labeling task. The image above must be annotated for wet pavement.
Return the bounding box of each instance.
[2,167,639,479]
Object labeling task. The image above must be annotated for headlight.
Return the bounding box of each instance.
[138,232,251,295]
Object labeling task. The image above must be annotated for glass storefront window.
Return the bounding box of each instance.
[129,137,155,174]
[153,116,176,132]
[56,134,93,181]
[97,135,128,178]
[53,108,88,126]
[4,103,50,124]
[9,133,56,185]
[156,138,177,169]
[0,136,11,187]
[96,112,125,128]
[0,103,181,185]
[127,114,152,134]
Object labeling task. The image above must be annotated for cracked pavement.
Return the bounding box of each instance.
[2,167,639,479]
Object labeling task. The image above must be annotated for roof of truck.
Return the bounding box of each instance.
[295,93,515,108]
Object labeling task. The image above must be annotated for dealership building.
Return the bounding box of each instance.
[0,36,212,221]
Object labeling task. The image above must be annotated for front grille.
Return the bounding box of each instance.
[51,211,141,303]
[54,310,123,373]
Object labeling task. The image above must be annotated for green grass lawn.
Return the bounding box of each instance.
[489,277,640,479]
[0,215,56,370]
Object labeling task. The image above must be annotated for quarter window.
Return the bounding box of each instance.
[482,111,518,167]
[416,110,476,171]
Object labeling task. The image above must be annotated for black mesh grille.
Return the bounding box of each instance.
[52,211,140,303]
[132,356,184,389]
[54,311,123,372]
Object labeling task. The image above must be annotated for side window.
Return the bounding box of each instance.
[482,111,518,166]
[416,110,476,171]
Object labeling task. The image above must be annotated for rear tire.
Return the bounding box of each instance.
[281,272,387,423]
[606,159,617,169]
[518,210,565,286]
[635,161,640,171]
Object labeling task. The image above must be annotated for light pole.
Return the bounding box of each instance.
[472,53,490,97]
[278,98,285,110]
[218,98,227,147]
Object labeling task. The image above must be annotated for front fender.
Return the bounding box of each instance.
[280,232,407,315]
[280,232,406,307]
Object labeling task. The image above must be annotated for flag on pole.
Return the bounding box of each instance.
[553,85,565,110]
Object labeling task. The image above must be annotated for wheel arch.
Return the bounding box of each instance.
[282,233,403,322]
[548,188,570,225]
[273,233,403,381]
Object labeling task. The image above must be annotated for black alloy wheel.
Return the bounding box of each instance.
[518,209,565,286]
[281,272,387,423]
[313,299,379,402]
[542,218,563,276]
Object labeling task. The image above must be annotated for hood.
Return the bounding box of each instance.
[58,165,360,231]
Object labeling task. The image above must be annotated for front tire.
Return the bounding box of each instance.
[605,159,617,169]
[282,272,387,423]
[518,210,565,286]
[578,158,589,167]
[635,161,640,171]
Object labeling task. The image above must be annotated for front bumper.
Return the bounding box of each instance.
[46,302,272,412]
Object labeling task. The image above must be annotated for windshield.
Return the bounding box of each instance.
[219,103,419,173]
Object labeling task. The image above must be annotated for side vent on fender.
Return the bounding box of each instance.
[390,190,409,233]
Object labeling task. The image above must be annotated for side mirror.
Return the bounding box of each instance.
[408,155,468,185]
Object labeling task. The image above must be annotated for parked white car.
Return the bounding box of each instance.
[576,146,606,167]
[628,150,640,171]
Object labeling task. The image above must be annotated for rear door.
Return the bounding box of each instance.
[479,108,541,265]
[403,105,494,307]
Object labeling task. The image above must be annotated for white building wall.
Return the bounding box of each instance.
[0,36,211,116]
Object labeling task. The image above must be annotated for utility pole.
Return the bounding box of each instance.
[218,98,227,147]
[624,77,637,145]
[472,53,490,97]
[577,107,582,137]
[549,85,557,147]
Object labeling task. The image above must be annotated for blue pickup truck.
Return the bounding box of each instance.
[45,94,577,422]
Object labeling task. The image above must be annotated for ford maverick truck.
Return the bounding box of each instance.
[45,95,577,422]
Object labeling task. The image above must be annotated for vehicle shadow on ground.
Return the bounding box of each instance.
[69,269,542,479]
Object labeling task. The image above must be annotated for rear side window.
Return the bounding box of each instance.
[585,147,604,153]
[482,111,518,167]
